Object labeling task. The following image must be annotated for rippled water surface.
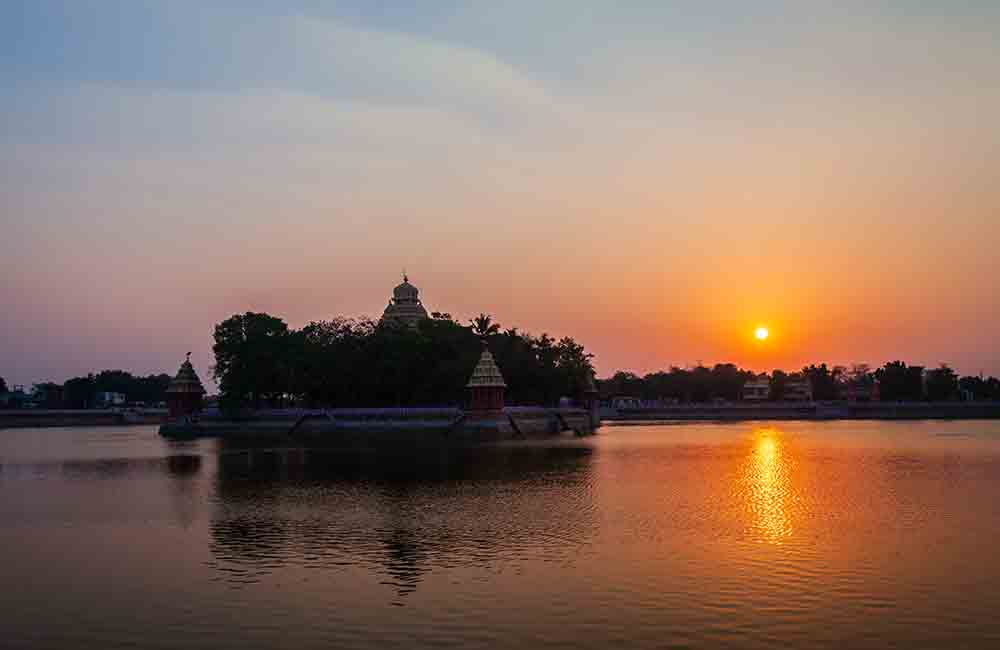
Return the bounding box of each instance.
[3,421,1000,649]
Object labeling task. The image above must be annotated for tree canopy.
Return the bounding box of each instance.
[61,371,172,408]
[924,364,959,401]
[597,361,996,403]
[599,364,757,403]
[874,361,925,401]
[211,311,595,412]
[959,375,1000,400]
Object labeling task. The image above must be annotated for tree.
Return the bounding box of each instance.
[555,336,595,399]
[958,375,1000,401]
[924,364,958,401]
[875,361,925,401]
[209,310,600,410]
[803,364,839,401]
[599,371,644,399]
[64,375,96,409]
[32,382,64,408]
[595,365,758,404]
[709,363,753,401]
[470,313,500,338]
[769,370,788,401]
[55,371,172,408]
[213,312,291,412]
[848,364,874,385]
[991,377,1000,400]
[0,376,7,395]
[689,365,713,403]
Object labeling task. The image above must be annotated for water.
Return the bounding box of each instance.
[3,421,1000,649]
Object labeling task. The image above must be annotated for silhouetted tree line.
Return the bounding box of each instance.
[0,371,172,409]
[598,361,1000,403]
[211,311,595,413]
[62,371,173,408]
[599,364,756,403]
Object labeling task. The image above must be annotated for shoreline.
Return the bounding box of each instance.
[159,407,596,442]
[3,402,1000,431]
[0,409,166,429]
[603,401,1000,422]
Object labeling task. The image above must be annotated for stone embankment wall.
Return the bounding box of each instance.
[0,409,167,429]
[159,407,596,441]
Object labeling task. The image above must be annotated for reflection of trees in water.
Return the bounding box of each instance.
[46,454,201,480]
[208,444,597,598]
[380,528,429,600]
[165,454,204,529]
[12,453,207,529]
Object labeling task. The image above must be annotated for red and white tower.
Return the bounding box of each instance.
[466,343,506,417]
[165,353,206,419]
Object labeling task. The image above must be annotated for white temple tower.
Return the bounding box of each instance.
[381,274,429,328]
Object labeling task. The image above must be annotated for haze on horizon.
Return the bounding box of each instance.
[2,1,998,387]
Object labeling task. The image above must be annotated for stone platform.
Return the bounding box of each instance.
[159,407,596,446]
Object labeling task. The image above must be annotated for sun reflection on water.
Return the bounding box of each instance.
[742,427,795,543]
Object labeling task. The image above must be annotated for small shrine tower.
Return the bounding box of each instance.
[466,343,506,417]
[165,353,206,419]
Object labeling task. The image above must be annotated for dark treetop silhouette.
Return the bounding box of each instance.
[211,311,595,413]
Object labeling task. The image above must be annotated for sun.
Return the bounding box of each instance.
[755,326,769,341]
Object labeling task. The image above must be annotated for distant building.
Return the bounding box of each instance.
[381,274,429,328]
[844,382,876,402]
[610,396,642,409]
[94,391,126,408]
[784,378,813,402]
[741,376,770,401]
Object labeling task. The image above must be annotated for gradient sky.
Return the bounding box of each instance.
[2,1,999,388]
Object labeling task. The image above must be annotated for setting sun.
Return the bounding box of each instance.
[755,327,770,341]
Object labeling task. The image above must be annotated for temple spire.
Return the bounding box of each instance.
[466,343,506,417]
[381,272,429,328]
[166,353,206,420]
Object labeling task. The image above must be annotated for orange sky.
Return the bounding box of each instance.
[1,2,998,385]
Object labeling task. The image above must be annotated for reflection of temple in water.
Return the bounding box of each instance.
[207,444,597,598]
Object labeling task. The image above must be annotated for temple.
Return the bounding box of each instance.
[381,274,429,328]
[466,343,506,417]
[165,353,206,419]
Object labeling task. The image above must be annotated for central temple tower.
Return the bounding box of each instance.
[381,274,429,328]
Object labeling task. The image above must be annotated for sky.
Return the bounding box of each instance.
[2,0,999,388]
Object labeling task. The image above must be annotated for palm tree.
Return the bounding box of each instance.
[470,313,500,338]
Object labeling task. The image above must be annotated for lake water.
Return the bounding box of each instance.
[3,420,1000,649]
